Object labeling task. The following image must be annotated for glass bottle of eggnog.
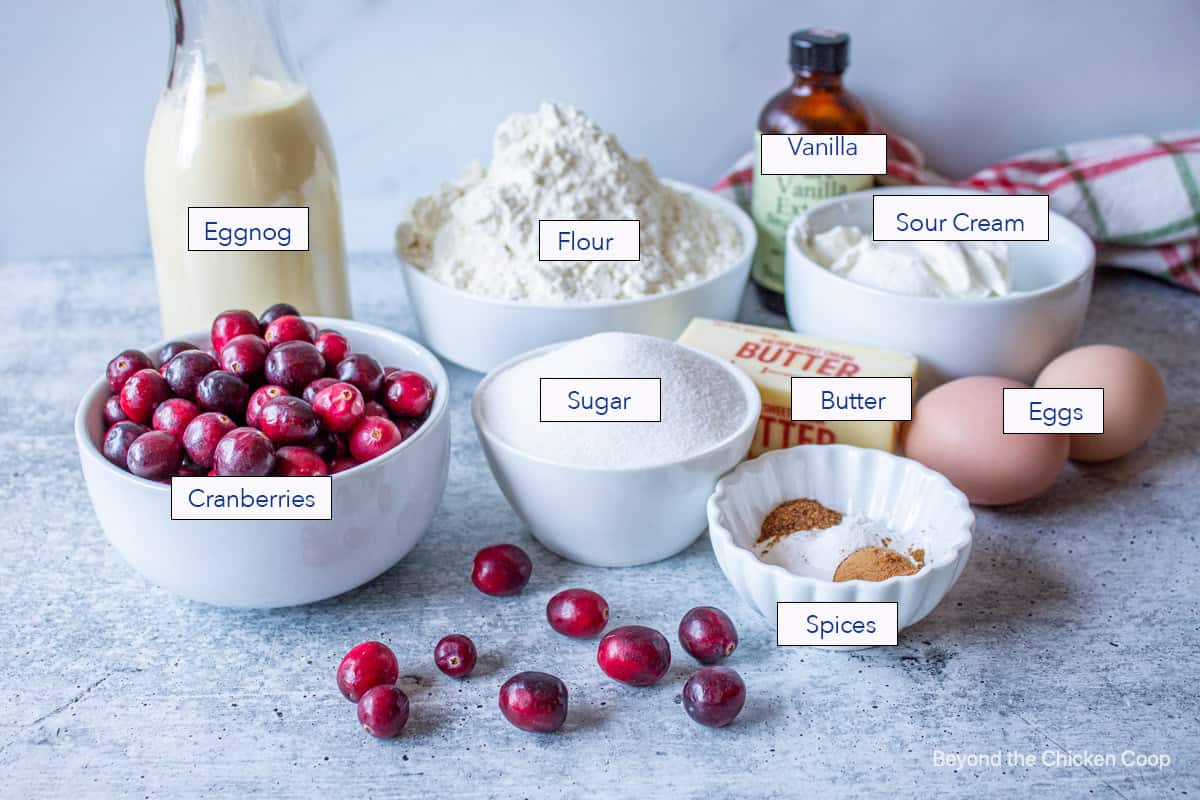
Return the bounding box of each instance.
[751,29,873,315]
[145,0,351,337]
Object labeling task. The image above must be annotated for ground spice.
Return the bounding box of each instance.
[833,546,925,582]
[757,498,843,551]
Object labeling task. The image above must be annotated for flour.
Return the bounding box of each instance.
[482,333,748,468]
[396,102,743,303]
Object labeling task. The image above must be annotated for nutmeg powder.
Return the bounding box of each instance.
[833,546,925,582]
[758,498,843,551]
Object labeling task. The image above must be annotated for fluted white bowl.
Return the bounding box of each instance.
[707,444,973,649]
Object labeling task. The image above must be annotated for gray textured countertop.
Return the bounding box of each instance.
[1,256,1197,799]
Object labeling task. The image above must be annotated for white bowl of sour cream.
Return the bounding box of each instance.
[785,186,1095,389]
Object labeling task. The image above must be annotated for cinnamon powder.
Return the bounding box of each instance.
[757,498,843,551]
[833,546,925,582]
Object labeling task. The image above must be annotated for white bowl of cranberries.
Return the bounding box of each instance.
[74,304,451,608]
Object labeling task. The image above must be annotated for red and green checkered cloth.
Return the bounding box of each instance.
[714,130,1200,292]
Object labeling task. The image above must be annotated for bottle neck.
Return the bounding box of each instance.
[791,69,844,92]
[164,0,300,94]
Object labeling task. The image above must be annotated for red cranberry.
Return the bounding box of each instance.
[157,340,197,366]
[597,626,671,687]
[309,429,342,463]
[678,606,739,665]
[547,589,609,639]
[263,315,313,347]
[258,302,300,328]
[314,330,350,373]
[682,666,746,728]
[163,350,218,400]
[211,309,259,352]
[273,446,329,476]
[313,382,365,433]
[126,431,182,481]
[213,427,275,477]
[302,377,338,405]
[102,421,148,468]
[152,398,198,440]
[219,334,268,382]
[195,370,250,419]
[330,456,358,473]
[119,368,170,424]
[264,341,325,394]
[258,396,319,445]
[335,353,384,398]
[177,458,207,477]
[363,400,389,419]
[181,412,236,468]
[434,634,477,678]
[471,544,532,596]
[348,416,404,462]
[394,417,421,440]
[498,672,568,733]
[357,685,409,739]
[106,350,154,393]
[382,371,434,418]
[337,641,399,703]
[246,385,289,428]
[103,395,128,426]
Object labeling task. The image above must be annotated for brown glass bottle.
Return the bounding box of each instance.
[751,29,873,315]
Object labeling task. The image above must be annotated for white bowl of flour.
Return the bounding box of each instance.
[396,102,755,373]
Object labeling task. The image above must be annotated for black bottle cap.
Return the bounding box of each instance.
[790,28,850,73]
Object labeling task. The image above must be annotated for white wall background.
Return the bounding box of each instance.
[2,0,1198,260]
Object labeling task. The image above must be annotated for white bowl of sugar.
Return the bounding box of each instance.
[472,333,761,567]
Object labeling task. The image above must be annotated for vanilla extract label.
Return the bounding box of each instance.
[759,134,887,176]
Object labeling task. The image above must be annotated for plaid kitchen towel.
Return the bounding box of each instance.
[714,130,1200,292]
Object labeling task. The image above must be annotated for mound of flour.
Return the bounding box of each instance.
[396,102,743,303]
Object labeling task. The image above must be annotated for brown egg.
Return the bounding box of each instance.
[904,376,1069,506]
[1035,345,1166,462]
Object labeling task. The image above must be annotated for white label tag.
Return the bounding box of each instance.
[171,476,332,520]
[759,134,887,175]
[777,602,899,646]
[539,378,661,422]
[538,220,640,261]
[791,377,913,421]
[872,194,1049,241]
[187,207,310,251]
[1002,388,1104,433]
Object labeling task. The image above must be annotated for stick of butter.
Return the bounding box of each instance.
[678,318,918,457]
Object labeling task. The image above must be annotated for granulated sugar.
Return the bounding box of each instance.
[482,333,748,468]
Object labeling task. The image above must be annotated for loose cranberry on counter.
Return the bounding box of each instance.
[335,353,384,398]
[102,421,148,468]
[106,349,154,393]
[312,382,365,433]
[157,340,197,366]
[434,634,477,678]
[126,430,183,481]
[498,672,568,733]
[314,330,349,373]
[263,314,313,347]
[119,368,171,424]
[264,340,325,394]
[258,396,319,445]
[258,302,300,328]
[246,385,289,429]
[163,350,218,400]
[382,371,434,418]
[682,666,746,728]
[471,544,532,596]
[103,394,128,426]
[152,398,199,440]
[219,334,268,382]
[597,626,671,687]
[273,446,329,477]
[678,606,739,665]
[337,641,399,703]
[363,400,389,419]
[211,309,259,352]
[302,377,338,405]
[329,456,358,474]
[195,370,250,419]
[182,412,236,468]
[357,685,410,739]
[547,589,609,639]
[348,415,404,462]
[212,427,275,477]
